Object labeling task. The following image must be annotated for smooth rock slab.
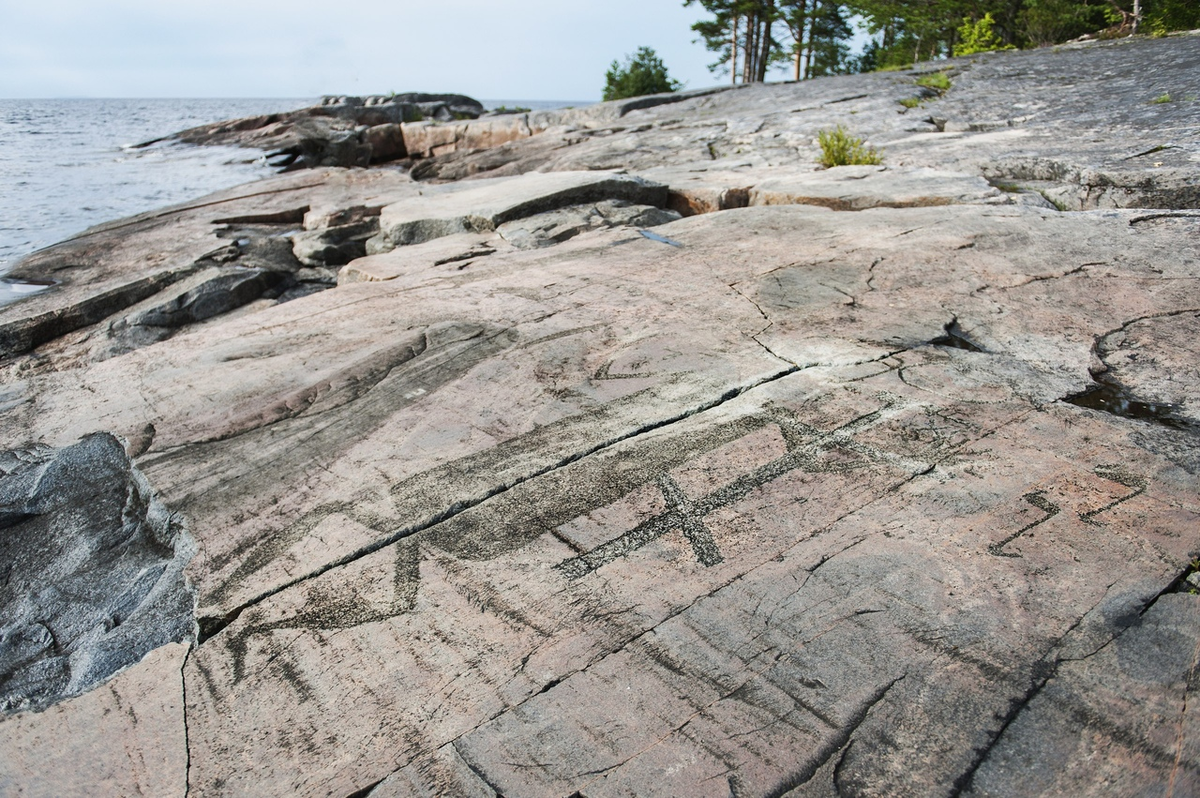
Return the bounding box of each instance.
[368,170,669,250]
[496,199,681,249]
[0,642,189,798]
[337,233,501,284]
[750,165,1003,210]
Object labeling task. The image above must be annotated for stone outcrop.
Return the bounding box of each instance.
[149,93,489,168]
[2,32,1200,798]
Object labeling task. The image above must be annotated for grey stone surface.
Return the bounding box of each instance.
[368,170,670,250]
[0,433,195,715]
[496,199,681,249]
[292,217,381,267]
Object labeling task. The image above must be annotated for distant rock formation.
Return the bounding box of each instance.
[144,92,489,169]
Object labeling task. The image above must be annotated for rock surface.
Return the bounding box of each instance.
[1,32,1199,798]
[0,434,195,715]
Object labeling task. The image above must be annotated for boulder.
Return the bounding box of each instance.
[363,123,407,163]
[292,217,381,267]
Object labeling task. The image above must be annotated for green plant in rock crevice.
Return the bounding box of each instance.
[817,126,883,168]
[915,71,952,92]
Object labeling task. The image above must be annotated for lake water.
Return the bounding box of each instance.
[0,97,582,276]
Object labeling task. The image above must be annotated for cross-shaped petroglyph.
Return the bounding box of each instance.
[559,396,938,580]
[988,464,1148,557]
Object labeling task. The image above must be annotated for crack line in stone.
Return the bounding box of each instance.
[1167,635,1200,798]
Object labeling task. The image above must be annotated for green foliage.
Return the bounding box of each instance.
[1018,0,1106,47]
[953,13,1016,56]
[686,0,1200,81]
[686,0,857,82]
[1151,92,1172,103]
[603,47,681,101]
[817,125,883,167]
[899,96,922,107]
[915,71,952,91]
[490,106,533,114]
[1144,0,1200,35]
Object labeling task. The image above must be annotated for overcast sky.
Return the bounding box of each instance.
[0,0,791,101]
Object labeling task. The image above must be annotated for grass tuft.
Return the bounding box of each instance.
[817,126,883,168]
[899,97,922,108]
[1151,92,1172,104]
[915,71,952,92]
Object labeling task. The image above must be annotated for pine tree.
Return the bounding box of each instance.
[603,48,683,101]
[685,0,786,83]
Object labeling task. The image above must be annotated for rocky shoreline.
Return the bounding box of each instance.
[2,32,1199,797]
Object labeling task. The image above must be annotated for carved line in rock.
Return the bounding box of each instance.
[558,395,931,580]
[195,364,804,641]
[207,388,945,666]
[988,464,1149,558]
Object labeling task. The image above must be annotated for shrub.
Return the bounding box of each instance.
[603,47,682,102]
[817,126,883,168]
[953,13,1016,56]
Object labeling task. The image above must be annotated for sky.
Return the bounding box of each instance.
[0,0,818,102]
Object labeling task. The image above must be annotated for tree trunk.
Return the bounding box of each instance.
[744,12,757,83]
[793,0,807,80]
[1132,0,1141,34]
[757,0,775,83]
[804,2,815,79]
[731,13,740,84]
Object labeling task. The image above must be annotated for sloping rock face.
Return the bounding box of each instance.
[1,33,1200,798]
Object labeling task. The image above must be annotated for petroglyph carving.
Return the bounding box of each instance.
[560,395,938,579]
[988,464,1148,557]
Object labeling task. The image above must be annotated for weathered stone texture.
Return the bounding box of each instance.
[0,32,1199,798]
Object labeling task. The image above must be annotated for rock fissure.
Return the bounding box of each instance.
[1166,636,1200,798]
[764,676,905,798]
[181,650,193,798]
[452,740,509,797]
